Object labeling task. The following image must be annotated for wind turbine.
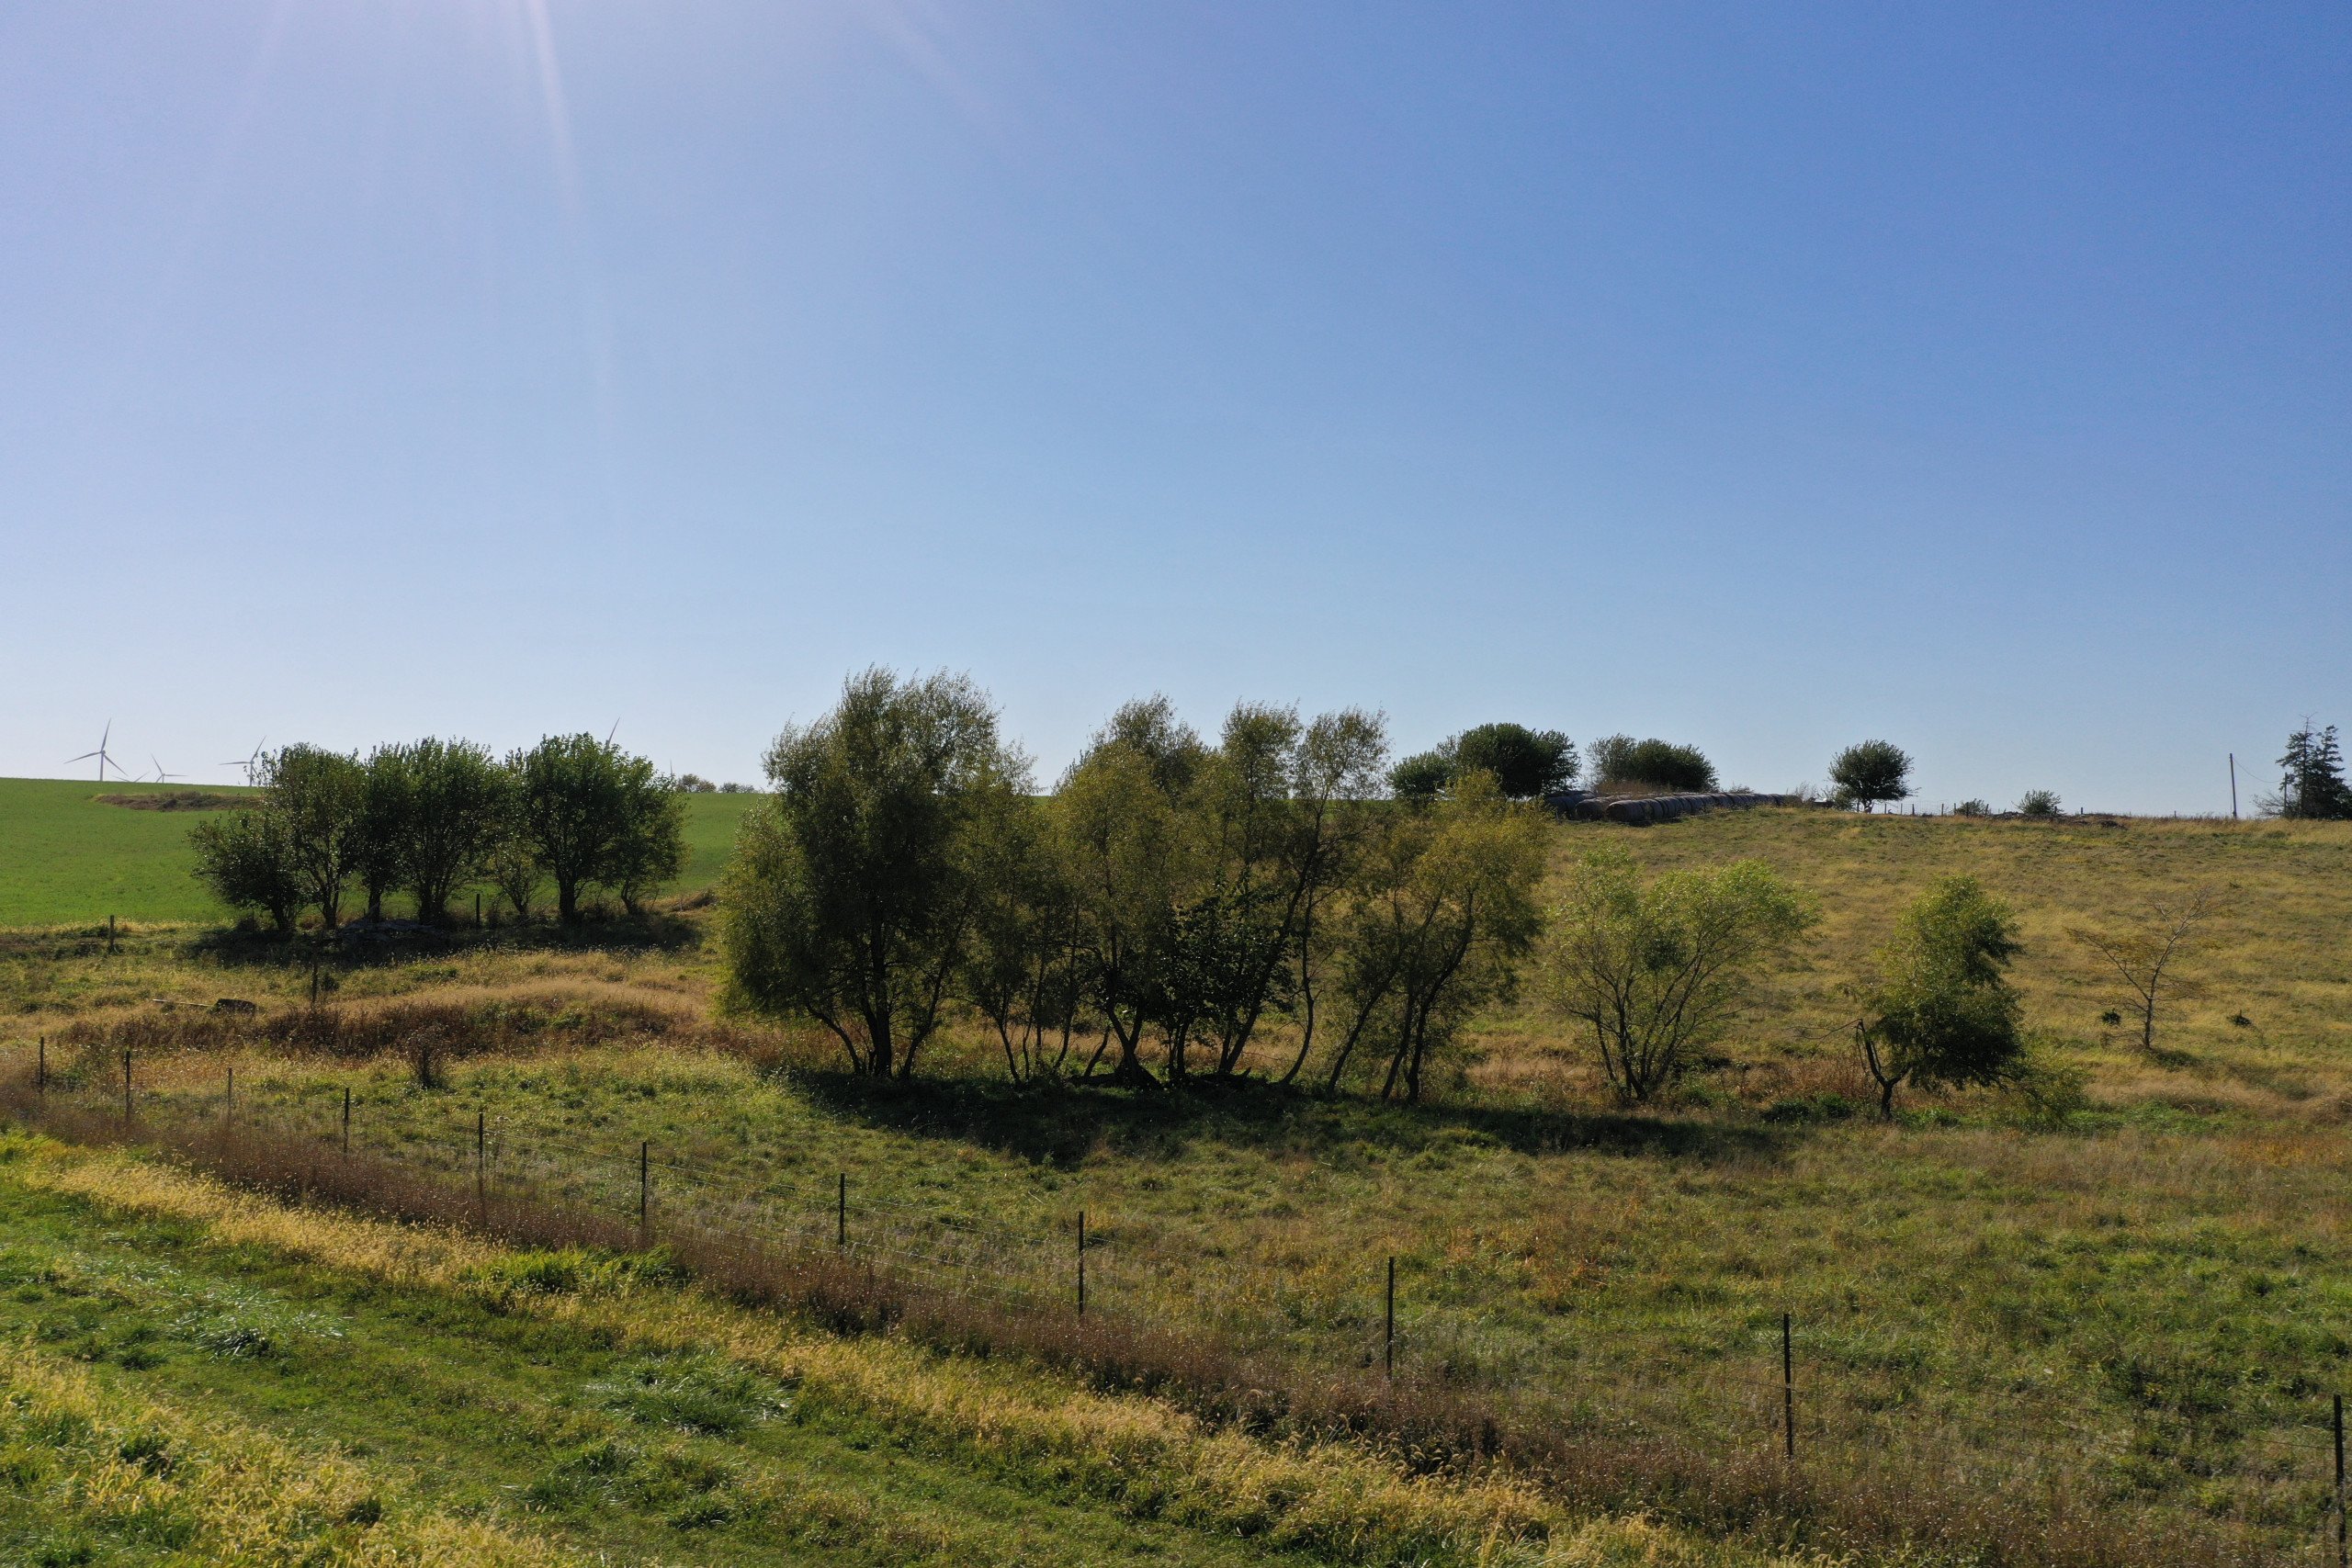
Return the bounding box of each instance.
[68,721,125,783]
[150,755,185,784]
[220,738,266,785]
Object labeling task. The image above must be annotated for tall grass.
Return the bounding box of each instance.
[4,1082,2275,1568]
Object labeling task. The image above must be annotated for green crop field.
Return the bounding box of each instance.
[0,778,760,928]
[3,807,2348,1564]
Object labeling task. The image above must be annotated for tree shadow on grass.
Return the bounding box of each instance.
[793,1069,1790,1170]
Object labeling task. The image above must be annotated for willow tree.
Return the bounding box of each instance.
[722,669,1024,1079]
[1544,848,1815,1101]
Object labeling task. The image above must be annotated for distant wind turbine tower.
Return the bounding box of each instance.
[220,739,266,785]
[67,721,125,783]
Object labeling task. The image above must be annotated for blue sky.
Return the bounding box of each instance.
[3,3,2345,811]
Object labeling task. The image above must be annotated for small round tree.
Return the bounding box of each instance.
[1829,740,1913,812]
[2017,789,2062,818]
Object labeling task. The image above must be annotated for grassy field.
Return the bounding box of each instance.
[3,807,2348,1562]
[0,777,761,927]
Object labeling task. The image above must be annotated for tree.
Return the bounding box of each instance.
[721,669,1023,1079]
[1543,849,1815,1101]
[608,766,688,917]
[259,744,366,929]
[2274,720,2350,819]
[488,830,540,922]
[1829,740,1913,812]
[2073,893,2214,1055]
[349,746,412,923]
[1389,749,1453,802]
[1386,723,1573,801]
[399,739,510,923]
[1276,708,1390,1084]
[957,791,1086,1083]
[1055,728,1193,1084]
[2017,789,2062,818]
[508,734,639,924]
[1851,876,2026,1119]
[1320,772,1548,1102]
[189,811,305,932]
[1589,736,1717,794]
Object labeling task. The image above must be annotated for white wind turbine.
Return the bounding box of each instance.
[67,720,126,782]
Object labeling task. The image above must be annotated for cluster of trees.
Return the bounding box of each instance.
[191,735,685,931]
[2272,720,2349,819]
[722,671,1549,1098]
[1387,726,1721,801]
[720,672,2039,1113]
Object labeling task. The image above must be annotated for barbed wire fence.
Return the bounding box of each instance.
[8,1041,2347,1562]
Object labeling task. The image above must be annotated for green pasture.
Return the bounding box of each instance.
[0,778,760,928]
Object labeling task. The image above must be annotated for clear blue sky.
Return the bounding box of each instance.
[3,3,2345,811]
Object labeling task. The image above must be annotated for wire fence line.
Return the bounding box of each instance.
[10,1053,2351,1561]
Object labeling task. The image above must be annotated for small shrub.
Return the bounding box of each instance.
[2018,789,2062,818]
[1953,798,1991,817]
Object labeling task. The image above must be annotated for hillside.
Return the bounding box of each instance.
[3,807,2347,1562]
[0,778,762,927]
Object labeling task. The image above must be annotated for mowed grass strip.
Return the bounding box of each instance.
[0,776,762,926]
[0,1337,581,1567]
[0,1133,1814,1568]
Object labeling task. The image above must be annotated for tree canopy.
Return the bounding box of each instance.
[1829,739,1913,811]
[1852,876,2026,1118]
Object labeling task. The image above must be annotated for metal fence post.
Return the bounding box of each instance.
[1782,1312,1796,1461]
[1385,1256,1396,1379]
[639,1141,650,1241]
[2335,1392,2346,1568]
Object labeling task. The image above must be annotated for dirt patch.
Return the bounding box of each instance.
[96,791,249,812]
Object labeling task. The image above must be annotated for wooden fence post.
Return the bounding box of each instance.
[639,1141,650,1241]
[342,1087,351,1156]
[837,1172,847,1251]
[1077,1211,1087,1317]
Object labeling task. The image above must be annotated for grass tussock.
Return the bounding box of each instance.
[0,1336,581,1565]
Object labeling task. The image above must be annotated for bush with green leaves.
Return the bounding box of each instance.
[188,810,306,932]
[1389,723,1575,802]
[1952,798,1991,818]
[1589,735,1717,794]
[1850,876,2027,1119]
[2017,789,2062,818]
[1542,849,1815,1101]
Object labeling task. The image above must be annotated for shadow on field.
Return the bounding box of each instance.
[796,1070,1788,1168]
[180,912,706,972]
